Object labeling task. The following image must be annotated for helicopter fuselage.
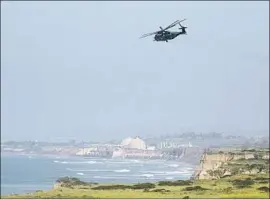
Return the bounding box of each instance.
[154,30,185,42]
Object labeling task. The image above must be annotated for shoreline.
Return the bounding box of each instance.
[1,151,200,165]
[1,154,196,196]
[2,148,269,198]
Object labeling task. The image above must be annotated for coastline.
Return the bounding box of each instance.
[1,154,196,196]
[2,148,269,198]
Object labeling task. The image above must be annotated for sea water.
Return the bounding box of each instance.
[1,153,195,195]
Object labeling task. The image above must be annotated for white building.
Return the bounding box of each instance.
[121,137,133,146]
[121,136,147,150]
[112,136,161,159]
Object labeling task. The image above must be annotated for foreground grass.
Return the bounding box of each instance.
[2,174,269,199]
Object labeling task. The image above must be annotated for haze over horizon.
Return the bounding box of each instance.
[1,1,269,142]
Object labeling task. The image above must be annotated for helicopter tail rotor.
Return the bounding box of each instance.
[178,19,187,34]
[179,26,187,35]
[179,26,188,30]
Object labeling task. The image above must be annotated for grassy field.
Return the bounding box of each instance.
[2,174,269,199]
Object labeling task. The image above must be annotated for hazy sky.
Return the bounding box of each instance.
[1,1,269,141]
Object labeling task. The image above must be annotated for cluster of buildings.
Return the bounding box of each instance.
[75,136,164,159]
[112,136,162,159]
[158,141,193,149]
[74,136,196,160]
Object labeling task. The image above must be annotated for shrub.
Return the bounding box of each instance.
[80,186,91,189]
[91,183,155,190]
[132,183,156,190]
[183,186,208,191]
[151,189,170,193]
[222,187,233,193]
[183,196,189,199]
[254,177,269,181]
[258,181,269,184]
[254,153,262,159]
[238,158,246,161]
[245,149,256,152]
[230,167,241,175]
[91,185,131,190]
[257,186,270,193]
[158,180,192,186]
[81,195,93,198]
[231,179,255,188]
[66,185,74,189]
[56,177,89,187]
[206,169,224,179]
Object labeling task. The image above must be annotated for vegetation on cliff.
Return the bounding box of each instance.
[193,147,269,180]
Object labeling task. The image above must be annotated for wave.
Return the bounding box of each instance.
[165,171,191,175]
[114,169,130,173]
[66,168,107,172]
[140,170,192,175]
[66,168,130,173]
[165,177,175,180]
[77,173,84,176]
[167,164,179,168]
[54,160,100,164]
[106,161,142,165]
[130,160,140,163]
[86,161,98,164]
[140,170,165,174]
[140,174,154,178]
[93,176,131,180]
[93,175,159,180]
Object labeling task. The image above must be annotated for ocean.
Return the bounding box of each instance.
[1,153,196,195]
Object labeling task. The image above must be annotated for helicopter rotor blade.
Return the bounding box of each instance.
[178,19,187,23]
[139,31,159,39]
[162,19,187,31]
[178,19,187,27]
[162,20,180,31]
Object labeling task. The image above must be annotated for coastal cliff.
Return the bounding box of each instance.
[191,149,270,180]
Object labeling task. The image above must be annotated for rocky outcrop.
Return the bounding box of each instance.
[53,183,61,189]
[191,150,269,180]
[191,152,231,180]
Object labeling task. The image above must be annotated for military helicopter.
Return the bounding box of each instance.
[140,19,187,42]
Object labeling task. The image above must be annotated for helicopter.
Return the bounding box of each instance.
[140,19,187,42]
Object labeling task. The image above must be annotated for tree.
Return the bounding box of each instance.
[207,170,214,178]
[206,169,224,179]
[246,164,254,173]
[213,169,224,179]
[230,167,240,175]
